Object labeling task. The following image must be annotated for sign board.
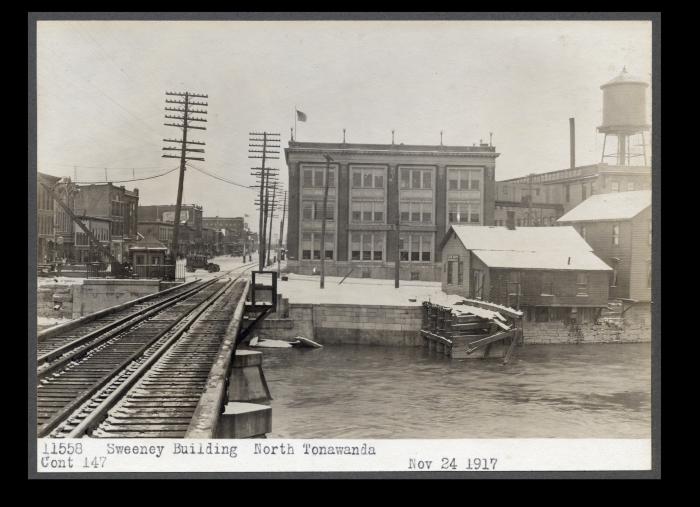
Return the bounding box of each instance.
[162,210,189,223]
[447,255,459,261]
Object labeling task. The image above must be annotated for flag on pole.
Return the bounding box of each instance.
[296,110,307,122]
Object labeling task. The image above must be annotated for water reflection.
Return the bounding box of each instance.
[262,343,651,439]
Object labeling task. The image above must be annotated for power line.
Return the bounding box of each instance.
[70,165,180,184]
[185,162,253,190]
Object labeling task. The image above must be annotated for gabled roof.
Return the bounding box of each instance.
[557,190,651,223]
[445,225,611,271]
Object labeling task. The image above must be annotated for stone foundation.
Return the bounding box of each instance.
[522,302,651,344]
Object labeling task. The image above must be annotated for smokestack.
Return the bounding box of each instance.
[569,117,576,169]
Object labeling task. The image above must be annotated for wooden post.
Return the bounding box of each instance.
[319,154,333,289]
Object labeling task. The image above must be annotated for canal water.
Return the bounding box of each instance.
[262,343,651,439]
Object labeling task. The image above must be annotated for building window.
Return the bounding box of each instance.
[612,224,620,245]
[400,202,432,224]
[447,168,481,191]
[541,272,554,295]
[448,202,480,224]
[582,184,587,201]
[399,233,432,262]
[303,167,335,188]
[351,167,385,189]
[301,232,333,260]
[350,232,384,261]
[576,273,589,296]
[611,181,620,192]
[400,168,433,189]
[472,269,484,298]
[351,201,384,223]
[302,201,335,221]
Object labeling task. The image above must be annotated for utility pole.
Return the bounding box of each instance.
[162,90,208,261]
[249,131,280,270]
[266,181,278,267]
[278,190,287,274]
[320,154,333,289]
[395,216,400,288]
[528,173,534,226]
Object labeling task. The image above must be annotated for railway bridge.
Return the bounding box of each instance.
[35,263,277,439]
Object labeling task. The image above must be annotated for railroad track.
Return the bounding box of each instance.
[37,262,256,438]
[37,281,198,357]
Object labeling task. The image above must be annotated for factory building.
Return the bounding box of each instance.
[285,140,499,281]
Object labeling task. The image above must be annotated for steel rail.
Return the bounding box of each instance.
[37,279,226,438]
[64,277,239,438]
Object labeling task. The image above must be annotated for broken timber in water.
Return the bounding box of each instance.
[421,299,524,363]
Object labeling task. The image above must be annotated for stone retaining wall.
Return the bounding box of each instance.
[37,284,74,319]
[255,303,423,346]
[522,302,651,344]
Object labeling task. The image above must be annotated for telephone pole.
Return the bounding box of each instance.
[320,154,333,289]
[266,181,279,267]
[163,91,208,260]
[249,131,280,270]
[277,190,287,274]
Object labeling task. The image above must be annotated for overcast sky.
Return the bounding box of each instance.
[36,20,652,234]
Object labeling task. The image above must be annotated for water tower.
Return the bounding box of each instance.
[598,67,650,166]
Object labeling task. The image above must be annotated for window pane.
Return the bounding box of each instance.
[459,172,469,190]
[364,173,373,187]
[412,171,421,188]
[411,211,420,222]
[470,175,481,190]
[302,232,312,242]
[448,171,458,189]
[423,171,431,189]
[375,174,384,188]
[374,211,383,222]
[400,251,409,261]
[363,211,372,222]
[459,211,468,223]
[313,250,321,260]
[352,250,360,260]
[422,212,431,223]
[421,251,431,261]
[448,212,457,222]
[325,204,334,220]
[373,235,383,260]
[315,170,324,187]
[400,169,410,189]
[352,211,361,222]
[328,170,335,188]
[325,250,333,260]
[401,211,410,222]
[471,211,480,223]
[353,172,362,187]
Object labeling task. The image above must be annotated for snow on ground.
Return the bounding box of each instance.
[279,273,457,307]
[37,276,85,287]
[37,316,73,332]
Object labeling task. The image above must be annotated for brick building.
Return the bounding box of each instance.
[494,163,651,227]
[557,190,651,302]
[285,140,499,281]
[73,216,111,263]
[73,183,139,262]
[138,204,203,256]
[37,173,76,263]
[202,217,246,256]
[440,225,611,324]
[137,220,174,254]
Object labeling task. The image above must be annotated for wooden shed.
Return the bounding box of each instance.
[438,225,611,323]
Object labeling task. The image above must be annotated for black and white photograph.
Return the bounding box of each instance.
[29,13,659,477]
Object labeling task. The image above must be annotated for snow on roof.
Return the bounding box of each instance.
[449,225,610,271]
[451,225,591,252]
[473,249,611,271]
[557,190,651,223]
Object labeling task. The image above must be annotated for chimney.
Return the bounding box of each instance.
[569,117,576,169]
[506,211,516,230]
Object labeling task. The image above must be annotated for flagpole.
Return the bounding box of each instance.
[294,105,297,141]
